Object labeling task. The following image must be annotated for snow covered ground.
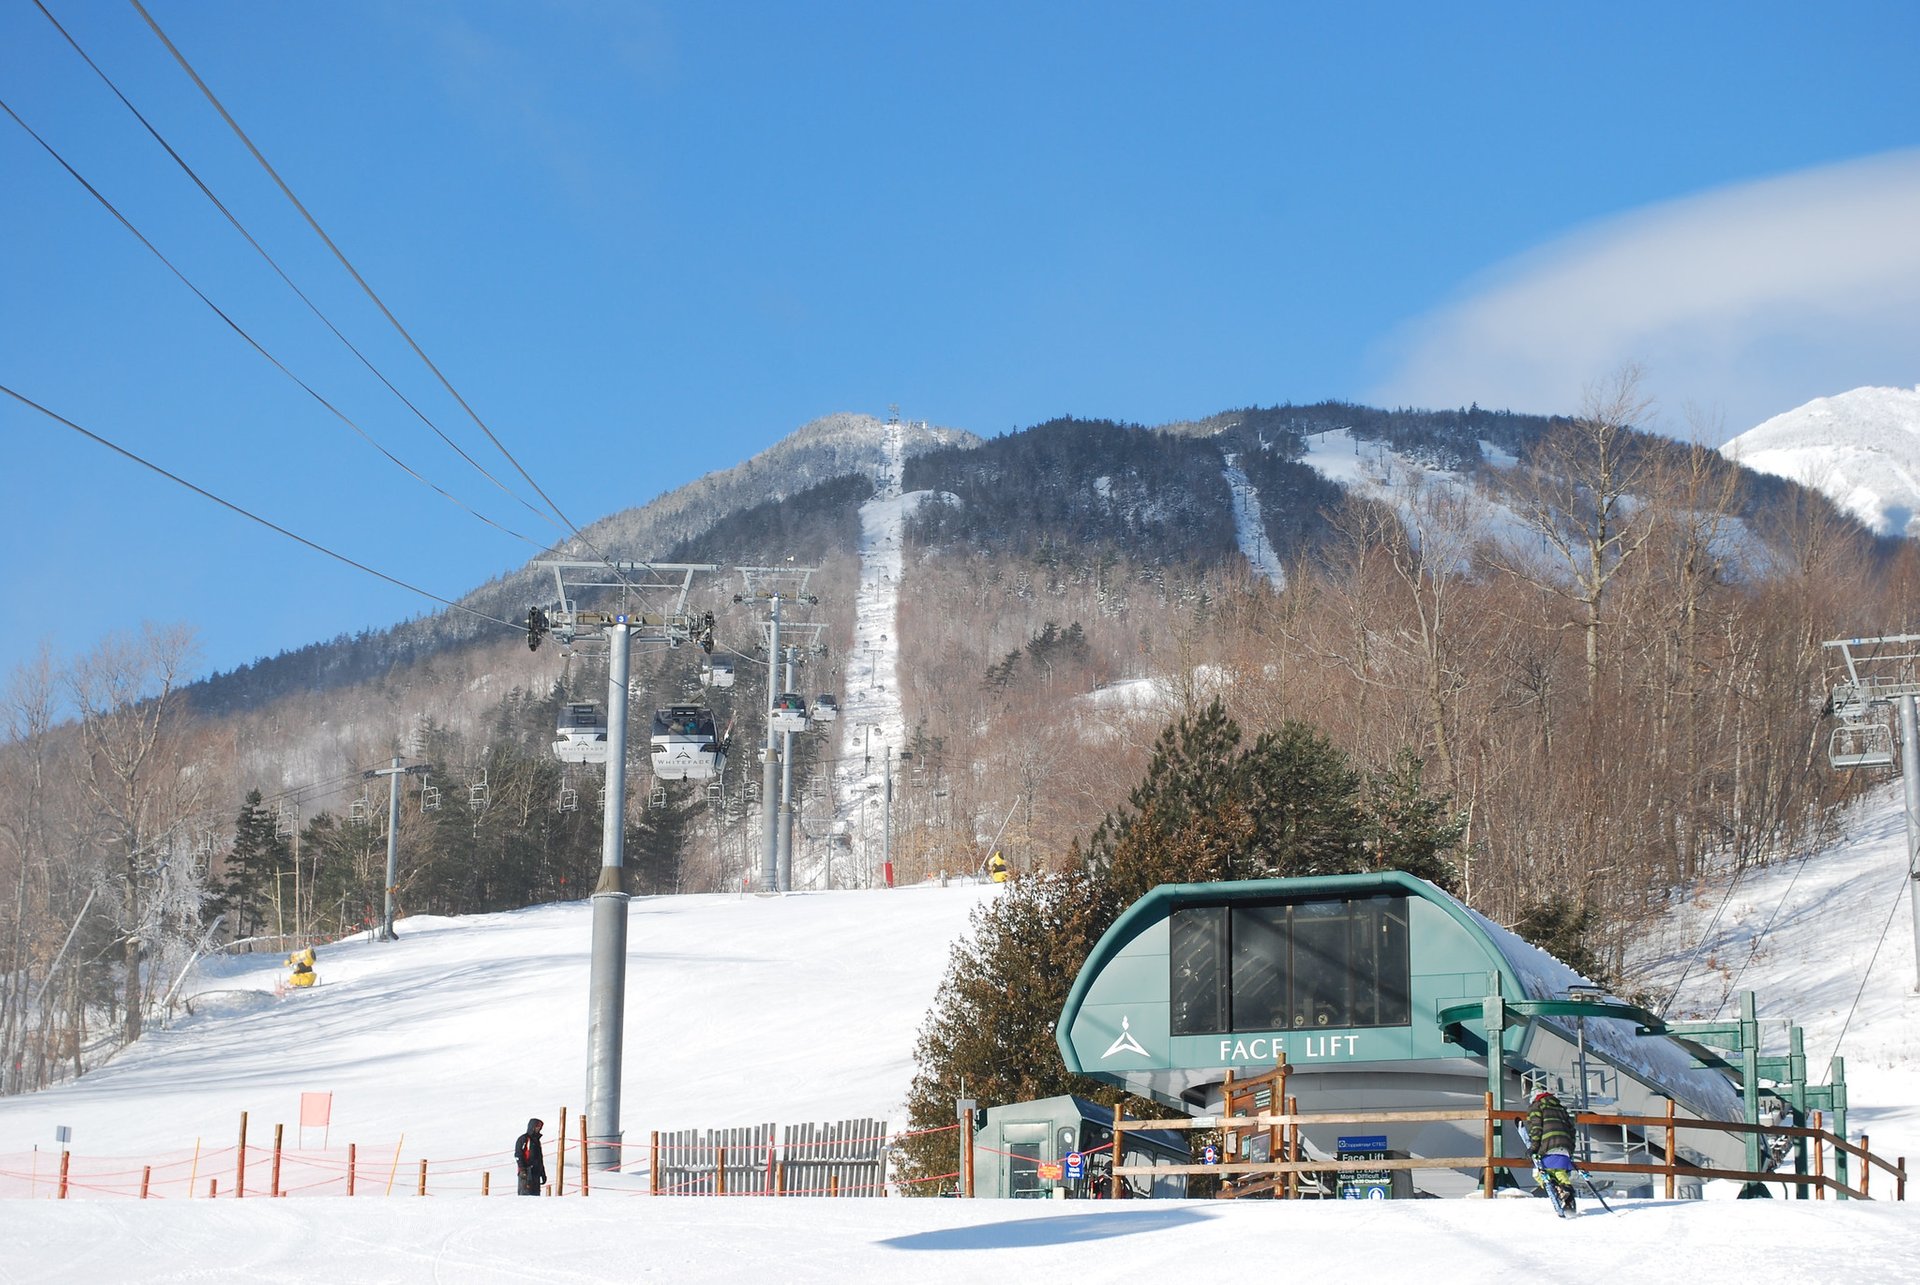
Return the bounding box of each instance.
[1221,451,1286,589]
[812,417,940,889]
[2,791,1918,1281]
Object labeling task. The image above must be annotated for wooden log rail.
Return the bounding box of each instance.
[1107,1095,1907,1201]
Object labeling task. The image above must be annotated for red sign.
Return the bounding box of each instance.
[1038,1162,1063,1181]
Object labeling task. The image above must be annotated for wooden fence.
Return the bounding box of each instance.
[1109,1095,1908,1201]
[650,1118,889,1197]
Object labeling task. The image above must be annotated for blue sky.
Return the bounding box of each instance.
[4,1,1918,686]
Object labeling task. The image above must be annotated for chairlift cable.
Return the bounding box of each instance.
[1823,861,1911,1068]
[23,1,556,543]
[1,383,522,635]
[130,0,642,595]
[1654,857,1749,1019]
[0,95,548,551]
[1711,842,1817,1020]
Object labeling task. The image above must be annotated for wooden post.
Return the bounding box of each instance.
[188,1139,201,1199]
[717,1145,728,1197]
[271,1123,284,1198]
[651,1131,660,1196]
[57,1150,70,1200]
[1112,1103,1126,1200]
[141,1165,151,1199]
[962,1108,976,1198]
[482,1171,490,1196]
[1665,1099,1677,1200]
[418,1159,427,1197]
[830,1173,839,1197]
[1861,1135,1871,1199]
[386,1135,405,1196]
[1897,1157,1906,1202]
[1814,1111,1825,1200]
[581,1114,590,1197]
[209,1178,218,1198]
[1483,1092,1497,1197]
[556,1107,567,1197]
[1285,1095,1300,1200]
[347,1143,357,1197]
[777,1161,786,1196]
[236,1110,249,1199]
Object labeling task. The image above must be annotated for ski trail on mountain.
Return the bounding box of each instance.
[808,420,913,887]
[1221,451,1286,589]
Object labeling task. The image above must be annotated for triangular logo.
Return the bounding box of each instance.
[1102,1015,1148,1060]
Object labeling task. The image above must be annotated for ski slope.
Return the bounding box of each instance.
[3,793,1919,1281]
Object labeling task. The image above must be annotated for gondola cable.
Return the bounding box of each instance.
[1,383,522,635]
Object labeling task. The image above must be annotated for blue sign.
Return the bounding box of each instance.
[1337,1135,1388,1153]
[1202,1144,1220,1166]
[1065,1151,1084,1180]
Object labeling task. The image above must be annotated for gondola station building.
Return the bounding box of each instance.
[1054,872,1790,1198]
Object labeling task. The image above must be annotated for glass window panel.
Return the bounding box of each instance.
[1169,907,1228,1034]
[1290,909,1351,1027]
[1230,906,1288,1030]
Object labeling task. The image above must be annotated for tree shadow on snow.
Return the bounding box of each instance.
[881,1207,1212,1252]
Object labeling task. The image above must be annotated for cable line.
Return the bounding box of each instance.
[130,0,633,584]
[24,0,557,540]
[0,383,521,634]
[0,95,547,552]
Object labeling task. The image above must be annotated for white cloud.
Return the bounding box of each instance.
[1366,149,1920,439]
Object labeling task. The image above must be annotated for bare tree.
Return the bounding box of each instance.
[67,624,204,1043]
[1488,367,1661,704]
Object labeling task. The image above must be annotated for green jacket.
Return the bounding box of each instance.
[1527,1094,1576,1156]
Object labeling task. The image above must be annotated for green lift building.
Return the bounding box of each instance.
[1055,872,1752,1197]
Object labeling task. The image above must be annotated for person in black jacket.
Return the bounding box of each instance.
[515,1118,547,1195]
[1526,1090,1577,1212]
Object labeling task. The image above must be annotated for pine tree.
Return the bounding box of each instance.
[215,790,290,939]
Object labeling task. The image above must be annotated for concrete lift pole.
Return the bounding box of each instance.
[760,596,783,894]
[777,645,798,892]
[585,614,632,1170]
[1902,694,1920,993]
[370,757,428,941]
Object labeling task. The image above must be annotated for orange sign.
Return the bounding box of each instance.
[1038,1162,1063,1181]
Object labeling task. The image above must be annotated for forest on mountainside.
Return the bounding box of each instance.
[2,387,1913,1099]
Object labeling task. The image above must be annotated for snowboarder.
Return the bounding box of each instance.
[515,1118,547,1195]
[1526,1089,1578,1215]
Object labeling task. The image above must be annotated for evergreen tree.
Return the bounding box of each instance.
[898,702,1469,1191]
[215,790,290,939]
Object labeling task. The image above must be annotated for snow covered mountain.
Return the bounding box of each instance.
[1721,385,1920,538]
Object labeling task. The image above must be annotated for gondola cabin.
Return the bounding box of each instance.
[553,702,610,764]
[700,658,736,689]
[770,693,810,734]
[812,693,840,722]
[651,705,725,781]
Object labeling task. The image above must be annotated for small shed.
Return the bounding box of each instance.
[972,1095,1189,1199]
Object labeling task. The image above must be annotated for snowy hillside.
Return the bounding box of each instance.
[4,793,1920,1280]
[1722,385,1920,538]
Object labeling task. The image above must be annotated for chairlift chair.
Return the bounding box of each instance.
[553,702,610,764]
[420,783,441,813]
[812,693,840,722]
[649,783,668,809]
[650,704,726,780]
[1829,720,1896,770]
[700,658,736,689]
[556,785,578,813]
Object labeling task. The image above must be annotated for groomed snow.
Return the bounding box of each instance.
[2,790,1918,1280]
